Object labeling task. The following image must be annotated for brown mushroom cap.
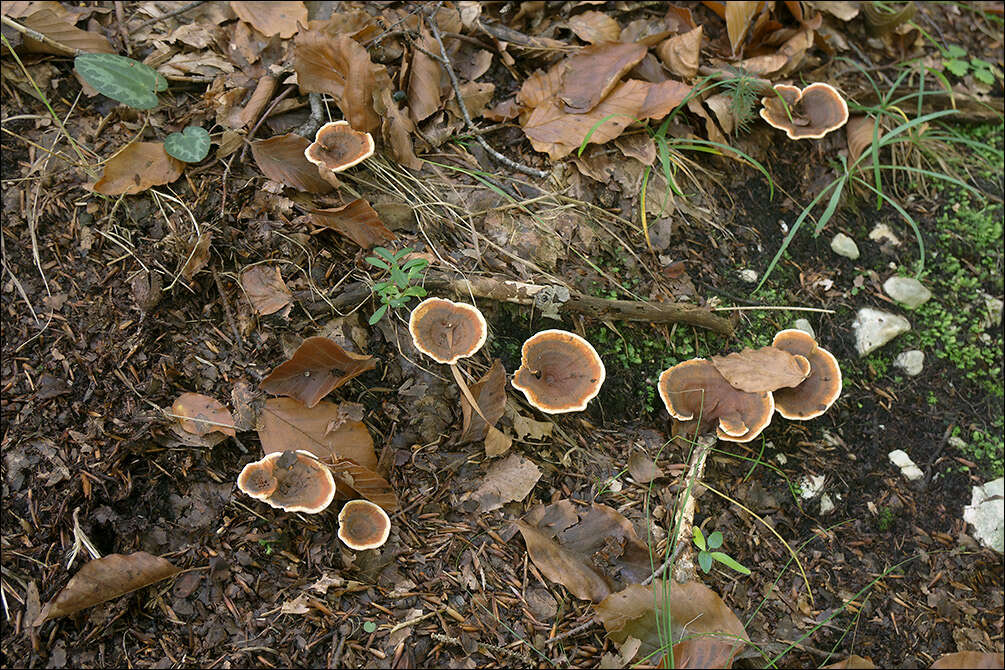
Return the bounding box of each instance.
[337,499,391,550]
[304,121,375,173]
[770,330,842,420]
[658,358,774,443]
[408,297,488,365]
[511,329,606,414]
[759,83,849,140]
[237,451,336,514]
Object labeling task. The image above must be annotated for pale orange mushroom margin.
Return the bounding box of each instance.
[759,82,849,140]
[304,120,375,173]
[337,499,391,551]
[237,451,336,514]
[511,329,606,414]
[770,329,842,420]
[408,297,488,365]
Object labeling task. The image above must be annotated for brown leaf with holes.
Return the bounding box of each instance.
[459,359,507,442]
[260,337,376,408]
[172,393,236,437]
[327,458,399,512]
[230,1,306,39]
[258,397,377,470]
[240,265,292,316]
[311,200,396,249]
[568,11,621,44]
[560,42,648,114]
[93,142,183,195]
[710,346,810,393]
[595,581,748,667]
[294,31,385,133]
[517,501,653,603]
[251,134,333,193]
[408,24,443,123]
[35,552,180,625]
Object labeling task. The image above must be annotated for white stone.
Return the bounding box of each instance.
[820,493,835,515]
[831,233,860,259]
[739,269,759,283]
[852,307,911,356]
[793,319,815,339]
[888,449,924,481]
[894,350,924,376]
[963,478,1004,553]
[883,276,932,308]
[799,474,826,500]
[981,293,1003,330]
[869,223,901,246]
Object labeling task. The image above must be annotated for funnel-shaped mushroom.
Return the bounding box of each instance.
[337,499,391,550]
[658,359,774,443]
[304,121,375,173]
[511,330,606,414]
[759,83,849,140]
[770,330,842,420]
[237,450,336,514]
[408,297,487,365]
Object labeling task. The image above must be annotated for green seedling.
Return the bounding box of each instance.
[693,527,751,576]
[365,246,429,325]
[74,53,167,110]
[165,126,211,163]
[941,44,997,85]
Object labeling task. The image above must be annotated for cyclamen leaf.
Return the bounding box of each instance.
[164,126,211,163]
[74,53,167,110]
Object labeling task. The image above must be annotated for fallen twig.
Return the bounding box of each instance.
[134,1,207,32]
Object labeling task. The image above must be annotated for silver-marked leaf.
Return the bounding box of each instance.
[74,53,167,110]
[164,126,211,163]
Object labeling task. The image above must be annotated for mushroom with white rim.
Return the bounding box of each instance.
[337,499,391,550]
[770,329,842,420]
[759,83,849,140]
[237,450,336,514]
[511,329,606,414]
[304,120,375,173]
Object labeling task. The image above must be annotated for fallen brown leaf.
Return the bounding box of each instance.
[560,42,648,114]
[470,452,541,512]
[258,397,378,470]
[327,458,399,512]
[35,553,180,626]
[822,656,877,669]
[567,11,622,44]
[929,652,1004,669]
[847,114,880,168]
[251,134,334,194]
[260,336,377,408]
[657,26,703,79]
[230,1,306,39]
[240,265,292,316]
[93,142,184,196]
[311,199,397,249]
[294,31,385,133]
[408,24,444,123]
[724,1,761,55]
[710,346,810,393]
[459,359,507,442]
[627,451,662,484]
[172,392,236,437]
[11,5,114,55]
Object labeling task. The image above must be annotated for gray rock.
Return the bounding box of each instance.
[963,478,1004,553]
[793,318,815,339]
[831,232,860,259]
[888,449,923,481]
[893,350,924,376]
[739,269,759,283]
[883,276,932,308]
[853,307,911,356]
[869,223,901,246]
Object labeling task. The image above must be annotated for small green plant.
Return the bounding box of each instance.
[164,126,211,163]
[257,539,275,555]
[365,247,429,324]
[74,53,167,109]
[941,45,996,84]
[692,527,751,575]
[362,620,377,633]
[876,506,896,532]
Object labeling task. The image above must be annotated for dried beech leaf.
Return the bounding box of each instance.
[17,7,114,55]
[637,79,693,121]
[470,453,541,512]
[517,61,568,114]
[516,520,612,602]
[929,652,1004,670]
[327,457,399,512]
[251,134,333,193]
[560,42,648,114]
[568,11,622,44]
[260,337,376,408]
[711,347,810,393]
[484,425,513,458]
[656,26,703,79]
[822,656,878,669]
[172,392,236,437]
[258,397,378,470]
[93,142,184,195]
[847,115,880,168]
[180,232,211,281]
[595,581,748,668]
[724,1,761,54]
[240,265,292,316]
[459,359,507,442]
[408,25,443,123]
[311,199,397,249]
[627,452,662,483]
[294,32,384,133]
[35,552,180,625]
[230,1,306,39]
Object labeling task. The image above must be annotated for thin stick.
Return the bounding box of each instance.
[714,305,835,314]
[134,1,207,32]
[425,10,549,179]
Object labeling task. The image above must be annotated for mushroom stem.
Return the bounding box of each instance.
[450,363,488,423]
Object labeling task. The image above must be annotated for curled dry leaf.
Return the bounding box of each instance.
[567,11,622,44]
[595,581,748,668]
[657,25,703,79]
[311,199,397,249]
[327,458,399,512]
[93,142,184,195]
[12,5,114,55]
[35,552,180,626]
[469,452,541,513]
[459,359,507,443]
[710,346,810,393]
[847,114,880,168]
[251,134,333,194]
[408,24,444,123]
[172,392,236,437]
[258,397,378,470]
[240,265,292,316]
[260,336,377,408]
[517,500,652,602]
[560,42,648,114]
[229,1,307,39]
[724,1,762,54]
[294,32,385,133]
